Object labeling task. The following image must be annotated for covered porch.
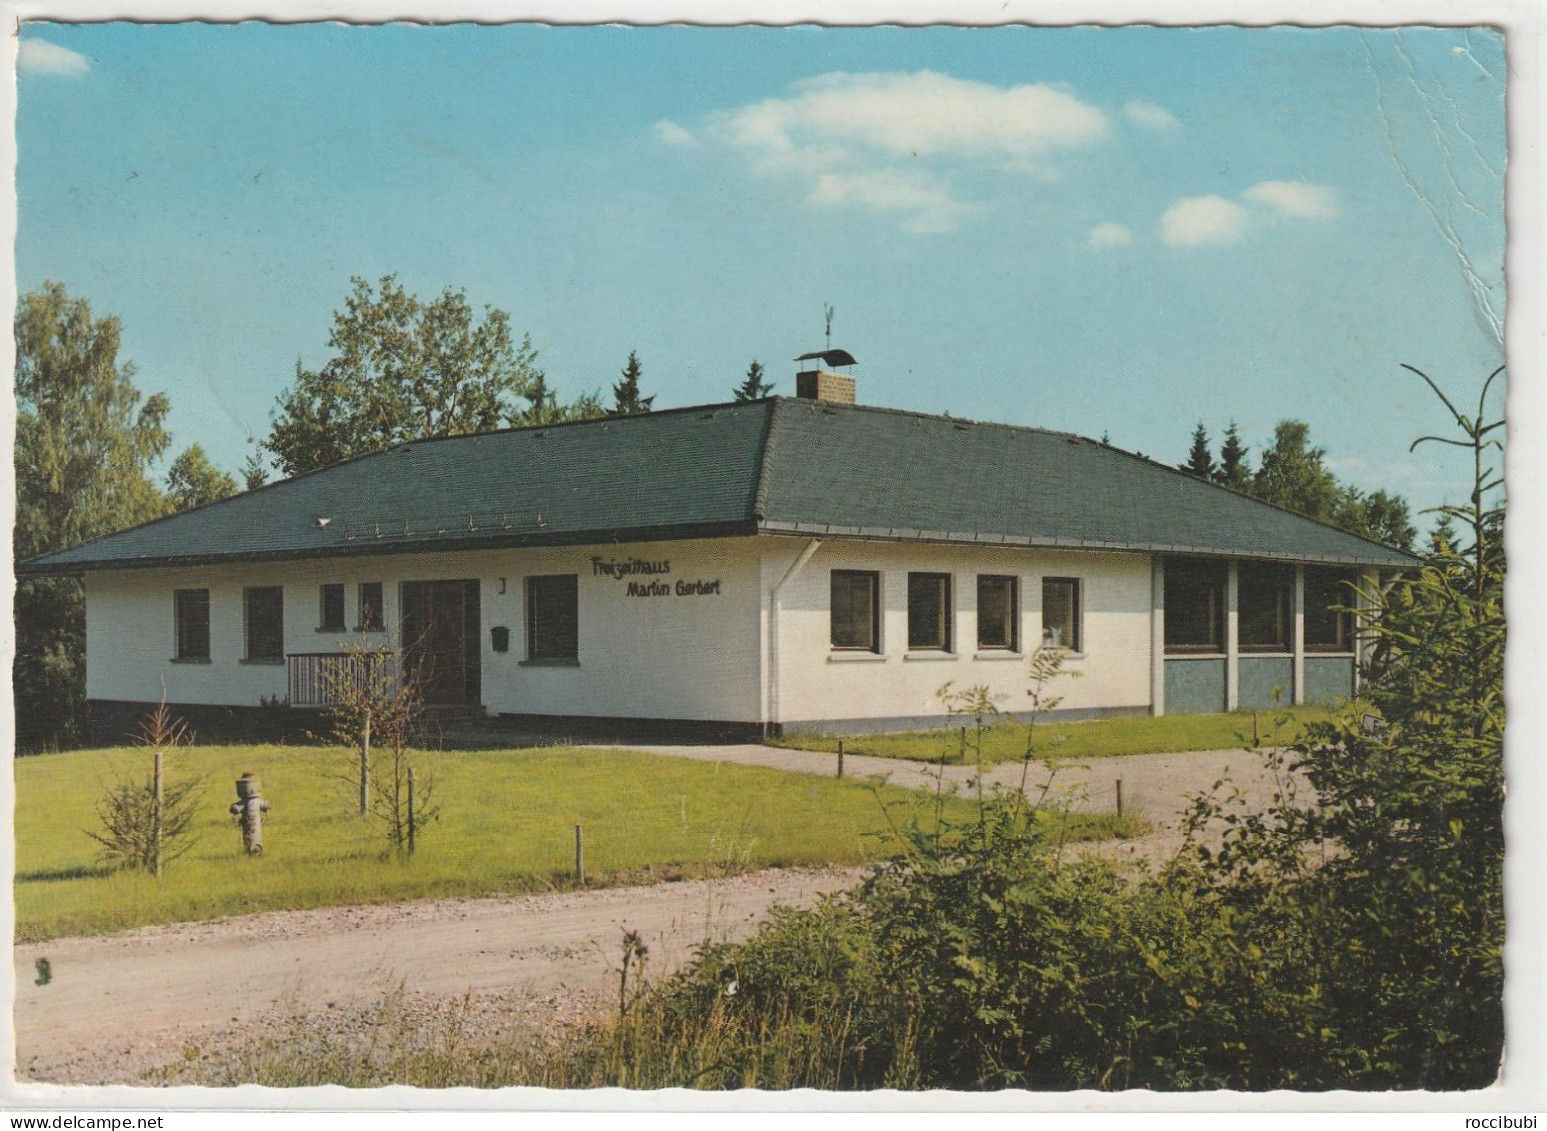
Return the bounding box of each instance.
[287,577,483,710]
[1149,557,1373,716]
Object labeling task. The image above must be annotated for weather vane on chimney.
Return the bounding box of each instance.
[824,303,835,352]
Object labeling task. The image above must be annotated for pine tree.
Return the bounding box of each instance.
[518,370,563,425]
[1182,422,1215,479]
[1214,421,1251,491]
[513,370,610,426]
[241,446,269,491]
[1427,511,1460,556]
[733,360,774,402]
[610,350,654,416]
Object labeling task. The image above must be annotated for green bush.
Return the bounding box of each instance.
[564,366,1504,1092]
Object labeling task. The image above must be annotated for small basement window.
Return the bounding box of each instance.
[174,588,210,660]
[907,572,952,651]
[319,583,345,631]
[830,570,880,652]
[244,586,284,662]
[1165,559,1226,654]
[1042,577,1081,652]
[1305,566,1357,651]
[357,582,385,632]
[977,575,1019,651]
[1239,563,1293,652]
[527,574,579,662]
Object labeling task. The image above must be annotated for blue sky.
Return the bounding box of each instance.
[15,22,1506,526]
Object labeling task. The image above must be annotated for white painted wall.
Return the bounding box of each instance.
[84,538,764,723]
[85,536,1154,727]
[477,540,762,722]
[758,537,1155,728]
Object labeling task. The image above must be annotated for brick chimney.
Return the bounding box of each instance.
[795,369,856,405]
[794,349,858,404]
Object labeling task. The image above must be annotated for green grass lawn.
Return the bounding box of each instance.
[770,705,1339,766]
[15,742,1136,942]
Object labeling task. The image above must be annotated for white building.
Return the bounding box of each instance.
[20,368,1417,744]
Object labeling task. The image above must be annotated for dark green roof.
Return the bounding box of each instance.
[18,397,1418,575]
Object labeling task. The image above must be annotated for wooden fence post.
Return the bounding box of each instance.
[360,711,371,816]
[407,767,417,855]
[153,749,164,878]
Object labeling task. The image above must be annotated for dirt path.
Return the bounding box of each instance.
[13,866,860,1086]
[628,743,1307,860]
[12,743,1302,1086]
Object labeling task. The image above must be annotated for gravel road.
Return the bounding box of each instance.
[12,743,1302,1087]
[13,865,860,1085]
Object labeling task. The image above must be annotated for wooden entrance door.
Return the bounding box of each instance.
[400,579,481,706]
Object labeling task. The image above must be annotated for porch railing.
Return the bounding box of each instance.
[287,651,401,708]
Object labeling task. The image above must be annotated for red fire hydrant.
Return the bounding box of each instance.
[230,772,271,856]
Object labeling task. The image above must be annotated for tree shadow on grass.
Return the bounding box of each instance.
[16,864,115,883]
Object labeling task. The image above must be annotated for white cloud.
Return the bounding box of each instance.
[1125,101,1181,130]
[1159,195,1249,246]
[809,168,974,235]
[1243,180,1341,219]
[705,70,1109,233]
[18,38,89,77]
[1087,222,1133,248]
[746,70,1110,162]
[651,119,699,148]
[1154,181,1340,250]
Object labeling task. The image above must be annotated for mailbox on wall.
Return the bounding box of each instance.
[490,626,510,653]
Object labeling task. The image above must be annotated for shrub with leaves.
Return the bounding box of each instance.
[320,642,440,853]
[1170,364,1505,1088]
[370,721,440,856]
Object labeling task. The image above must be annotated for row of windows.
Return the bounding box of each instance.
[317,582,386,633]
[831,572,1082,655]
[176,582,386,662]
[1164,561,1356,654]
[172,578,577,663]
[172,563,1355,666]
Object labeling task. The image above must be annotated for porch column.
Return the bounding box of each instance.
[1225,561,1240,711]
[1150,556,1166,717]
[1292,564,1306,705]
[1353,567,1377,693]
